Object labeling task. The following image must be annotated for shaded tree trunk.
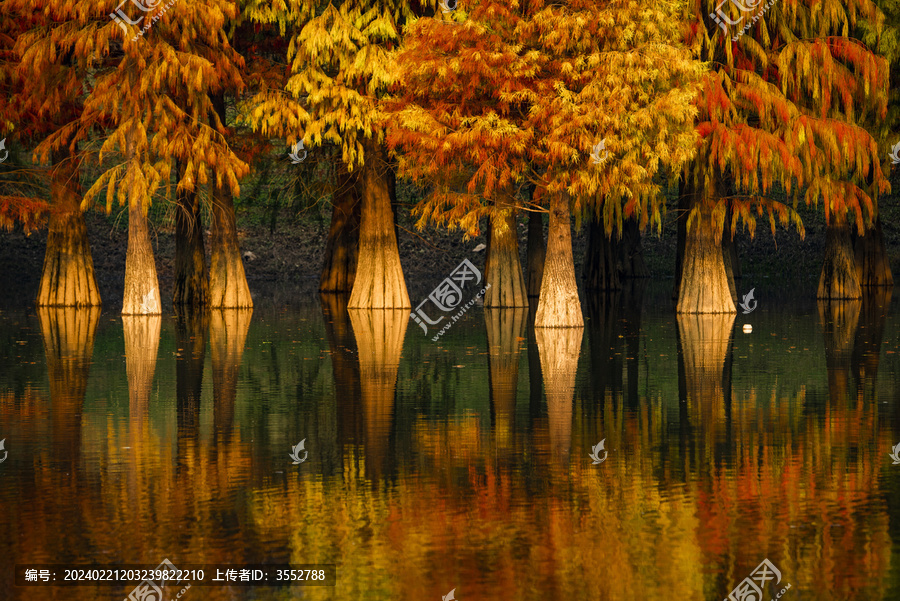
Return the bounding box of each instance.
[173,161,208,307]
[535,193,583,327]
[485,208,528,307]
[348,142,410,308]
[320,167,361,292]
[619,219,650,279]
[677,199,735,314]
[583,218,620,291]
[525,211,546,298]
[818,212,862,299]
[122,196,162,315]
[673,178,691,301]
[854,215,893,288]
[37,148,101,307]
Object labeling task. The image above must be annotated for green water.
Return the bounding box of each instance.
[1,281,900,600]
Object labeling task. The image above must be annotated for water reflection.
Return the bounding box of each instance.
[210,309,252,440]
[2,285,900,600]
[348,308,409,479]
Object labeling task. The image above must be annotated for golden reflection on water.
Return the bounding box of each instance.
[1,294,898,600]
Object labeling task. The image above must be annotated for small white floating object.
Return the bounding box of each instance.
[473,243,486,252]
[742,324,752,333]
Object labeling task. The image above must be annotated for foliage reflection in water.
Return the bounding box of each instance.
[1,283,900,600]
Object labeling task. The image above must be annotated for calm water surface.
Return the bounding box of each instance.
[2,281,900,600]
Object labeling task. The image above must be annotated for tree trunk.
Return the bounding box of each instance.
[122,196,162,315]
[818,212,862,299]
[525,211,546,298]
[677,201,735,313]
[619,219,650,279]
[485,208,528,307]
[721,206,738,304]
[209,183,253,308]
[673,178,691,301]
[535,193,584,327]
[209,308,253,440]
[37,149,101,307]
[348,142,410,309]
[854,215,893,288]
[173,163,208,306]
[348,308,408,478]
[320,168,361,292]
[583,217,621,291]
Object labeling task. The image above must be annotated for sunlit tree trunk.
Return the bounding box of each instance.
[583,217,621,291]
[854,216,893,288]
[209,93,253,309]
[37,148,101,307]
[677,199,735,314]
[173,160,208,307]
[209,183,253,308]
[348,308,409,478]
[38,306,101,470]
[122,193,162,315]
[209,309,253,440]
[818,211,862,299]
[485,208,528,307]
[535,193,583,327]
[320,168,361,293]
[721,206,738,304]
[536,327,583,464]
[485,308,527,452]
[525,211,546,298]
[673,178,691,301]
[348,142,410,309]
